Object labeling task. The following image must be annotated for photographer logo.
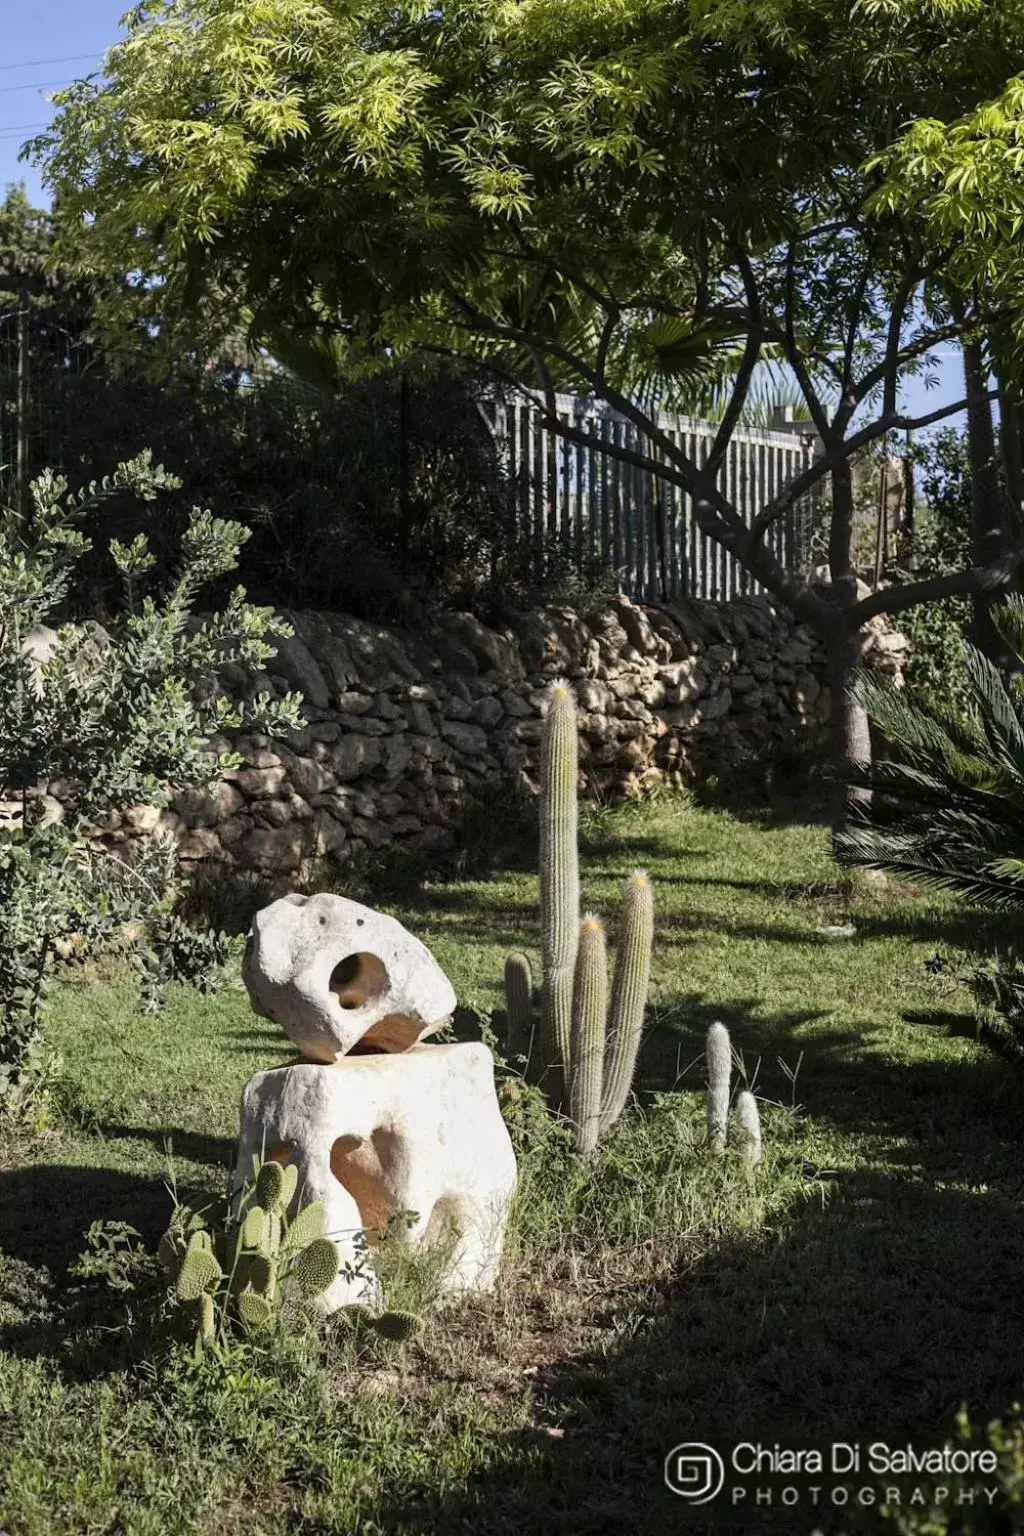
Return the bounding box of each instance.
[664,1443,726,1504]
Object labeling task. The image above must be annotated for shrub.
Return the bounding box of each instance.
[842,1405,1024,1533]
[0,453,302,1103]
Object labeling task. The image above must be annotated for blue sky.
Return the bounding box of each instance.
[1,1,965,428]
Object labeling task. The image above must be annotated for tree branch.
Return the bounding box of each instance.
[706,252,762,476]
[853,549,1024,625]
[749,391,999,546]
[782,240,834,442]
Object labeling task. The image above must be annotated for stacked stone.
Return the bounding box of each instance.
[78,594,902,876]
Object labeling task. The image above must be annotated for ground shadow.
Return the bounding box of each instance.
[373,1159,1024,1535]
[94,1124,237,1169]
[368,989,1024,1535]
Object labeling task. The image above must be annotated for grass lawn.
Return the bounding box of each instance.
[1,791,1023,1534]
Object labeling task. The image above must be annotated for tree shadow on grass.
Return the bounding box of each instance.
[93,1124,237,1170]
[369,993,1024,1535]
[0,1127,236,1374]
[0,1162,191,1377]
[378,1160,1024,1536]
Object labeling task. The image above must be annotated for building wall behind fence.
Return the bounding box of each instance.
[486,393,825,604]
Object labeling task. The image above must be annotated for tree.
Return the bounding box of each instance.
[29,0,1024,805]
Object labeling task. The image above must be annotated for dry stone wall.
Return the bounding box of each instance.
[95,595,906,876]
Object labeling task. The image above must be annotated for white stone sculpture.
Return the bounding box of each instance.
[236,892,517,1312]
[234,1043,517,1312]
[242,890,457,1062]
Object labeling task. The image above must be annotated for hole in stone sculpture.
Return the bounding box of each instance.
[330,1132,393,1247]
[329,952,389,1010]
[264,1141,294,1166]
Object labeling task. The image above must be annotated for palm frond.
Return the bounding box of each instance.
[835,604,1024,909]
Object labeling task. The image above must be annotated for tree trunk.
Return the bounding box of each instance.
[823,452,871,825]
[999,384,1024,545]
[963,337,1007,657]
[16,300,28,528]
[826,623,872,827]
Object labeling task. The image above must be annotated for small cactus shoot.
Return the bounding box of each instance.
[504,949,534,1065]
[735,1090,763,1167]
[199,1291,216,1342]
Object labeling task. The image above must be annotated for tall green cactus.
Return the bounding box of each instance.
[706,1021,731,1155]
[600,871,655,1134]
[539,679,580,1097]
[504,681,655,1150]
[569,916,608,1152]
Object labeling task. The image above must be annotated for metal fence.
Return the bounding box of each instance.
[487,392,825,603]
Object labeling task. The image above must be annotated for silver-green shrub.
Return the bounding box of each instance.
[0,453,303,1103]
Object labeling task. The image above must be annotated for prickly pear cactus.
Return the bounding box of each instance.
[293,1236,340,1299]
[174,1237,222,1303]
[238,1288,274,1332]
[281,1200,326,1253]
[373,1309,424,1342]
[158,1160,345,1347]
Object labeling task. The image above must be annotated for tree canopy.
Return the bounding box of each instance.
[30,0,1024,773]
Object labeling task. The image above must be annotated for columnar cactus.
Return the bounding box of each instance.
[706,1021,731,1154]
[601,871,655,1134]
[569,916,608,1152]
[735,1090,763,1167]
[503,950,534,1065]
[504,681,656,1150]
[538,679,581,1096]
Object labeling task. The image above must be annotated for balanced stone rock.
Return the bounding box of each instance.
[242,890,457,1061]
[233,1042,517,1312]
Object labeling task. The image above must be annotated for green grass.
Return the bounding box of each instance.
[2,792,1023,1535]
